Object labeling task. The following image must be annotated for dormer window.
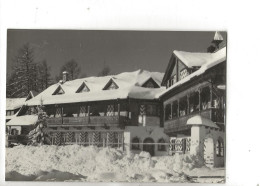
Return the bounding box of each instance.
[103,79,119,90]
[53,85,65,95]
[141,78,160,88]
[76,82,90,93]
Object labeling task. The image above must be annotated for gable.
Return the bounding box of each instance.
[52,85,65,95]
[142,78,160,88]
[161,55,176,86]
[103,79,119,90]
[76,82,90,93]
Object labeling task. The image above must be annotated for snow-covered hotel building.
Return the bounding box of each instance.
[6,32,226,166]
[7,70,169,156]
[159,32,226,167]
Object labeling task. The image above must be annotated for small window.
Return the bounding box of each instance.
[142,78,160,88]
[76,82,90,93]
[158,138,166,151]
[106,105,115,116]
[216,139,224,157]
[172,101,178,118]
[173,75,177,84]
[103,79,119,90]
[179,96,188,116]
[165,104,172,120]
[132,137,140,150]
[53,86,65,95]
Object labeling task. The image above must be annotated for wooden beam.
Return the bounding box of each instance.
[187,94,190,115]
[87,105,90,123]
[118,103,120,117]
[198,89,201,111]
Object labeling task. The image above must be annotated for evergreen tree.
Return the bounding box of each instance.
[59,59,81,80]
[6,43,38,98]
[98,65,111,76]
[38,60,52,92]
[27,100,51,145]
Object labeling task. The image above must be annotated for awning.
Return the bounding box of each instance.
[6,115,38,126]
[187,115,219,128]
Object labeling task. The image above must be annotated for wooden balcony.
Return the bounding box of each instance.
[164,108,224,135]
[46,116,128,128]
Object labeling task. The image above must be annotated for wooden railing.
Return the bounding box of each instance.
[164,108,224,134]
[46,115,129,127]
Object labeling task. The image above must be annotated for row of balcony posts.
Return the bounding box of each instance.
[50,103,123,121]
[164,86,214,121]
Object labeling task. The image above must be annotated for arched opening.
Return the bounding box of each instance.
[131,137,140,150]
[204,136,214,167]
[157,138,166,151]
[143,138,155,156]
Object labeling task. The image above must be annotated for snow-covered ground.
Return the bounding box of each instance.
[6,145,224,183]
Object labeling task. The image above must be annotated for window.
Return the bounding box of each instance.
[158,138,166,151]
[173,75,177,84]
[216,138,224,157]
[132,137,140,150]
[142,78,160,88]
[201,87,211,110]
[189,92,200,113]
[106,105,115,116]
[165,104,172,120]
[146,81,154,88]
[53,86,65,95]
[76,82,90,93]
[179,96,188,116]
[172,101,178,118]
[103,79,119,90]
[55,107,62,118]
[146,104,157,116]
[79,106,86,117]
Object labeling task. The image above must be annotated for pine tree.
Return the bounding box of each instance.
[6,43,38,98]
[27,100,51,145]
[58,59,81,80]
[38,60,52,92]
[98,65,111,77]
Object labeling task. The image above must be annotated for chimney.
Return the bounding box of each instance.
[211,31,224,50]
[62,71,69,83]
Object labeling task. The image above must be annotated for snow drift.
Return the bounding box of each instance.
[6,145,206,182]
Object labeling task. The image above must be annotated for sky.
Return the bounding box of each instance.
[7,30,227,80]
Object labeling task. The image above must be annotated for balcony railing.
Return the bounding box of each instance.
[46,115,129,128]
[164,108,224,134]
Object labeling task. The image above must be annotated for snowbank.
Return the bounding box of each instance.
[6,145,222,182]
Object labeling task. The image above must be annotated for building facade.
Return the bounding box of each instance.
[159,32,226,167]
[7,70,169,156]
[6,32,226,166]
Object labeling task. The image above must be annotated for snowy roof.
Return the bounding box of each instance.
[186,115,219,128]
[6,98,26,110]
[157,47,226,98]
[6,115,38,126]
[25,70,165,106]
[173,46,225,68]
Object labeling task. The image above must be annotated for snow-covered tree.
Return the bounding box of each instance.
[6,43,38,98]
[27,100,51,145]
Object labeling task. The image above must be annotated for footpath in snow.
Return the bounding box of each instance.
[6,145,224,183]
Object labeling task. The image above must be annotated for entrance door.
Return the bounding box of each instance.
[143,138,155,156]
[204,137,214,167]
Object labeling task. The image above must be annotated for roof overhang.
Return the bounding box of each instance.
[187,115,219,128]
